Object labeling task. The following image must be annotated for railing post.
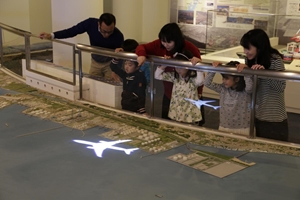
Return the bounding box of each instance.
[249,75,258,138]
[0,27,3,67]
[24,34,31,70]
[149,61,155,117]
[73,45,76,86]
[78,49,83,99]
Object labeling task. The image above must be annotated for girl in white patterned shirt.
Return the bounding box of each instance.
[155,50,204,124]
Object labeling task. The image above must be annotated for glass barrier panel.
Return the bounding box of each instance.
[285,79,300,144]
[2,29,25,75]
[29,36,52,64]
[256,76,300,144]
[152,64,217,130]
[51,42,74,71]
[79,51,152,118]
[153,64,166,119]
[21,40,75,84]
[202,72,222,131]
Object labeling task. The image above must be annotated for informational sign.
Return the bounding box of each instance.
[172,0,276,49]
[177,0,215,25]
[177,0,271,28]
[217,0,270,5]
[214,4,269,30]
[286,0,300,18]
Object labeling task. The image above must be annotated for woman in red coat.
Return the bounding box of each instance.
[135,23,204,125]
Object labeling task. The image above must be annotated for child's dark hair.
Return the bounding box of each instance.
[240,29,282,69]
[122,39,139,67]
[173,50,197,82]
[121,39,139,53]
[158,23,185,54]
[221,61,245,92]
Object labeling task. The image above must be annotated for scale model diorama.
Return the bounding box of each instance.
[0,70,299,177]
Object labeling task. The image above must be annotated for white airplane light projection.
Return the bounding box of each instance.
[184,98,220,110]
[73,139,139,158]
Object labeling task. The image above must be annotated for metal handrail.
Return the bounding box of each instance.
[0,22,77,85]
[76,43,139,60]
[0,22,76,47]
[76,43,300,139]
[77,43,300,81]
[0,22,31,36]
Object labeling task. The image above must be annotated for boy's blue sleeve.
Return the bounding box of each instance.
[140,63,151,84]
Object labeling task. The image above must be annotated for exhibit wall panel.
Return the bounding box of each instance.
[0,0,30,45]
[28,0,52,41]
[111,0,170,43]
[110,0,143,41]
[169,0,300,50]
[141,0,171,43]
[51,0,104,69]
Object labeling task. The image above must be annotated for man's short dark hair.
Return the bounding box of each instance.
[99,13,116,26]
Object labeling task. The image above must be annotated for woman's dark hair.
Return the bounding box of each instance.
[99,13,116,25]
[158,23,185,54]
[173,50,196,82]
[221,61,245,92]
[121,39,139,53]
[240,29,282,69]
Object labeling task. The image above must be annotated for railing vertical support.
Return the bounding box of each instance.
[73,46,76,86]
[24,35,31,70]
[249,75,258,138]
[78,50,83,99]
[149,61,155,117]
[0,27,3,67]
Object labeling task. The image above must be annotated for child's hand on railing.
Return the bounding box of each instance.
[164,55,171,59]
[115,48,124,53]
[190,57,201,66]
[212,61,221,67]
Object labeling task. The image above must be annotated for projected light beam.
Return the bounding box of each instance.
[184,98,220,110]
[73,139,139,158]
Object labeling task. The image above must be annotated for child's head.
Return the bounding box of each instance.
[121,39,139,74]
[124,60,139,74]
[122,39,139,52]
[173,50,197,80]
[221,61,245,91]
